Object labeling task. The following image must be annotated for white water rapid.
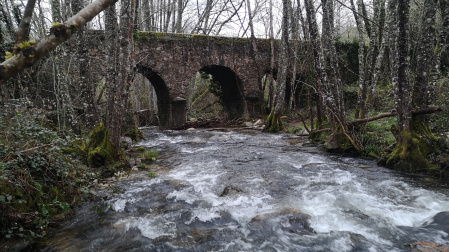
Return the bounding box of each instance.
[36,128,449,251]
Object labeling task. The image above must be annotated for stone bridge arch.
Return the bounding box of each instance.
[83,31,357,128]
[198,65,245,119]
[135,65,172,128]
[134,32,273,127]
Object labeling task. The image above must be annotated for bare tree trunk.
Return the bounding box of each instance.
[51,0,62,22]
[289,0,299,112]
[73,0,98,129]
[175,0,182,32]
[436,0,448,73]
[134,0,140,31]
[106,0,134,155]
[395,0,411,132]
[10,0,22,26]
[15,0,36,43]
[202,0,212,34]
[322,0,346,126]
[246,0,264,115]
[164,0,171,32]
[105,0,134,155]
[265,0,289,132]
[143,0,151,30]
[304,0,324,129]
[268,0,275,111]
[411,0,436,110]
[350,0,367,119]
[1,0,15,38]
[369,0,387,101]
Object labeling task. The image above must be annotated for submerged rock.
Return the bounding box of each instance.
[220,185,243,197]
[422,212,449,234]
[249,208,314,235]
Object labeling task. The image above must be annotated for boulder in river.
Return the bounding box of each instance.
[410,241,449,252]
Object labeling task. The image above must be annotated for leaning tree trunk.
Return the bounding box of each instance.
[265,0,289,132]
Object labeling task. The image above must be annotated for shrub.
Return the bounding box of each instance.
[0,101,90,240]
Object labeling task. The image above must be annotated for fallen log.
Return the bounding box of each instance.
[309,107,442,135]
[348,107,442,125]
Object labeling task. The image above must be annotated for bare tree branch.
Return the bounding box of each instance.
[0,0,119,84]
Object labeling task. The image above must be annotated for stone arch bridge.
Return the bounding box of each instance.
[133,32,275,128]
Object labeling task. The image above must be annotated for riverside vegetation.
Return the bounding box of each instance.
[0,100,159,247]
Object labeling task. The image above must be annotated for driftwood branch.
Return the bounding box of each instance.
[0,0,119,84]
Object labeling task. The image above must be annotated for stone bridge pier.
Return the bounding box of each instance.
[134,32,273,128]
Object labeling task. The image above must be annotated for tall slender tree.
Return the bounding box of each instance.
[265,0,289,132]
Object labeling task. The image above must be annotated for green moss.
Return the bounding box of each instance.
[264,108,284,133]
[136,146,146,152]
[69,23,79,31]
[5,51,12,60]
[85,123,118,167]
[385,131,434,172]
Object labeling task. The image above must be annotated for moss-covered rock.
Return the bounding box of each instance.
[85,123,118,167]
[384,130,437,172]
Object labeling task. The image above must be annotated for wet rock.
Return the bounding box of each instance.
[422,212,449,234]
[245,122,253,127]
[220,185,243,196]
[250,208,309,222]
[410,241,449,252]
[187,128,195,131]
[249,208,314,235]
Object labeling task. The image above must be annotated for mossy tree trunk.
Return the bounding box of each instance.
[385,0,440,171]
[385,130,434,171]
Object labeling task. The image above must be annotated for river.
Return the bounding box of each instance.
[34,128,449,251]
